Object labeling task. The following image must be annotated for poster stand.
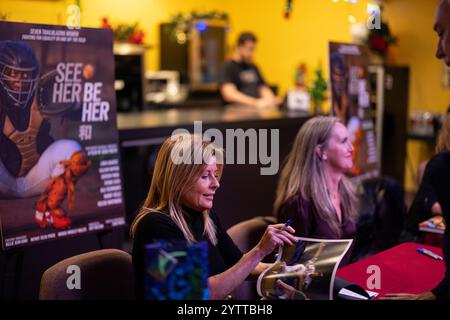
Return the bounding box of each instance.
[1,248,24,299]
[96,229,112,249]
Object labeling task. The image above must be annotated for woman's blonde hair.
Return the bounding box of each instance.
[436,112,450,153]
[130,133,223,245]
[273,116,357,237]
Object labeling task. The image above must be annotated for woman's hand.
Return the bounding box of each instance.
[380,291,437,300]
[209,224,298,300]
[431,202,443,215]
[256,223,299,257]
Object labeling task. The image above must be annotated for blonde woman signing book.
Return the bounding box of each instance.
[131,134,299,300]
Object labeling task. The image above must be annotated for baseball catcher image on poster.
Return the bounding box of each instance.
[0,21,125,249]
[329,42,378,182]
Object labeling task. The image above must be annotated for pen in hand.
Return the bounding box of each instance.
[281,218,293,232]
[274,218,296,250]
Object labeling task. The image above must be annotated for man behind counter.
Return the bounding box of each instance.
[220,32,282,108]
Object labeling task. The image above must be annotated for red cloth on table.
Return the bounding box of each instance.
[421,232,443,247]
[336,242,445,298]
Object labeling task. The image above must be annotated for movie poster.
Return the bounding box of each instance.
[329,42,379,182]
[0,21,125,249]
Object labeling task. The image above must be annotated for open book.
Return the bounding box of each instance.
[419,216,445,234]
[257,237,376,300]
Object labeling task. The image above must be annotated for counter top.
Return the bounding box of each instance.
[117,105,310,131]
[118,105,312,229]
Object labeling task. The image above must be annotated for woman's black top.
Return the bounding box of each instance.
[405,161,439,235]
[132,206,243,299]
[277,194,357,240]
[277,194,356,265]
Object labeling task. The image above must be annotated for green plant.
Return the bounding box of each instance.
[308,65,328,104]
[100,17,145,44]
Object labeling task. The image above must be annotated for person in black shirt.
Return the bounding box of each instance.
[426,151,450,299]
[382,0,450,300]
[383,151,450,300]
[220,32,282,108]
[131,133,298,300]
[405,110,449,236]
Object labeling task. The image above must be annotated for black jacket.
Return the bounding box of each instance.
[426,151,450,299]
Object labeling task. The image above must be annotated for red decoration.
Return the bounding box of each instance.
[284,0,293,19]
[369,34,387,53]
[99,17,145,44]
[130,30,145,45]
[366,6,397,58]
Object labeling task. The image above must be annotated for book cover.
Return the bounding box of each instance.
[419,216,445,234]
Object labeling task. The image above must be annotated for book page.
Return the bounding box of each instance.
[257,237,353,300]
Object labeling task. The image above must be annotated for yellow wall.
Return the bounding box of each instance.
[2,0,371,98]
[384,0,450,191]
[1,0,68,25]
[2,0,449,191]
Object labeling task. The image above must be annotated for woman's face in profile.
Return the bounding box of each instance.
[181,156,220,212]
[323,123,354,173]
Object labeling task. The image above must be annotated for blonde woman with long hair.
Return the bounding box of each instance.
[274,116,358,242]
[131,133,298,300]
